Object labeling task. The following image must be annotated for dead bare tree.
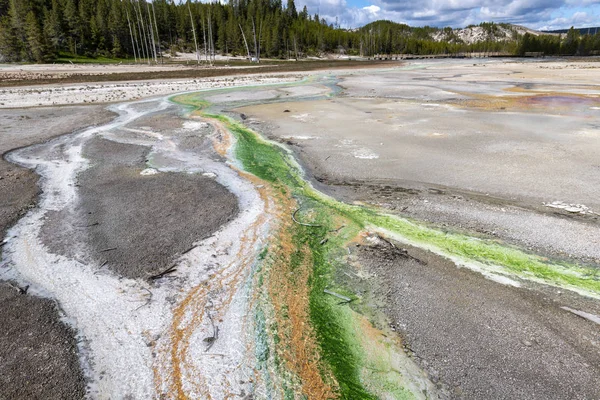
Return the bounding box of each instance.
[146,0,157,62]
[187,0,200,65]
[239,23,251,61]
[151,1,162,63]
[124,4,138,63]
[252,17,258,62]
[200,9,208,63]
[207,9,214,65]
[133,0,149,63]
[258,17,263,61]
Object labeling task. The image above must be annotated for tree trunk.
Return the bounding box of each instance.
[146,0,157,62]
[125,6,138,62]
[187,1,199,65]
[239,23,251,61]
[151,2,162,64]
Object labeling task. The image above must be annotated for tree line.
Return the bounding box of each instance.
[1,0,600,63]
[517,28,600,56]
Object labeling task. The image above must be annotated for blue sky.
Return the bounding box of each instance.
[295,0,600,30]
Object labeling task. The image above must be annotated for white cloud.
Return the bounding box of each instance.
[296,0,600,29]
[363,5,381,15]
[537,11,596,30]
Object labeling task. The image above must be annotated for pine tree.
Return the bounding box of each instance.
[25,10,48,62]
[43,0,64,54]
[286,0,297,19]
[0,15,19,61]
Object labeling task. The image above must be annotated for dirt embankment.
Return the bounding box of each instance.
[0,105,114,399]
[0,60,391,88]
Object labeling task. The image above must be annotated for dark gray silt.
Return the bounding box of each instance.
[43,137,239,280]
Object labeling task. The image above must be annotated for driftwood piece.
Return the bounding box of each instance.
[376,234,426,265]
[181,245,196,256]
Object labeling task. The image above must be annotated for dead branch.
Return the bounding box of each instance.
[343,270,362,280]
[292,208,322,228]
[329,225,346,233]
[135,287,153,311]
[93,260,108,276]
[181,245,196,256]
[148,264,177,281]
[319,238,329,245]
[376,234,426,265]
[204,309,219,351]
[324,288,352,303]
[377,234,396,249]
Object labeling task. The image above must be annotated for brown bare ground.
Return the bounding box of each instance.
[0,60,394,88]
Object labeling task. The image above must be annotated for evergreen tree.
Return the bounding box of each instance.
[25,10,48,62]
[0,1,598,63]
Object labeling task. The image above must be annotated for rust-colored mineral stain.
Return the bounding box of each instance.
[154,120,277,399]
[266,194,338,399]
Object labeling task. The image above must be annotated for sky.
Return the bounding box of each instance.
[295,0,600,30]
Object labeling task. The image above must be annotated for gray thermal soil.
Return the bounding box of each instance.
[228,62,600,398]
[0,105,113,399]
[355,239,600,399]
[0,287,85,399]
[236,62,600,264]
[42,137,239,279]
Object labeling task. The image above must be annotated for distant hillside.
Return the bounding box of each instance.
[543,27,600,35]
[359,21,557,46]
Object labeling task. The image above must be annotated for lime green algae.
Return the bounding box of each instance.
[172,91,600,399]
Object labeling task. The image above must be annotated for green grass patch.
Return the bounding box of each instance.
[55,52,135,64]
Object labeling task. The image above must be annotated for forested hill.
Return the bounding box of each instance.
[1,0,600,63]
